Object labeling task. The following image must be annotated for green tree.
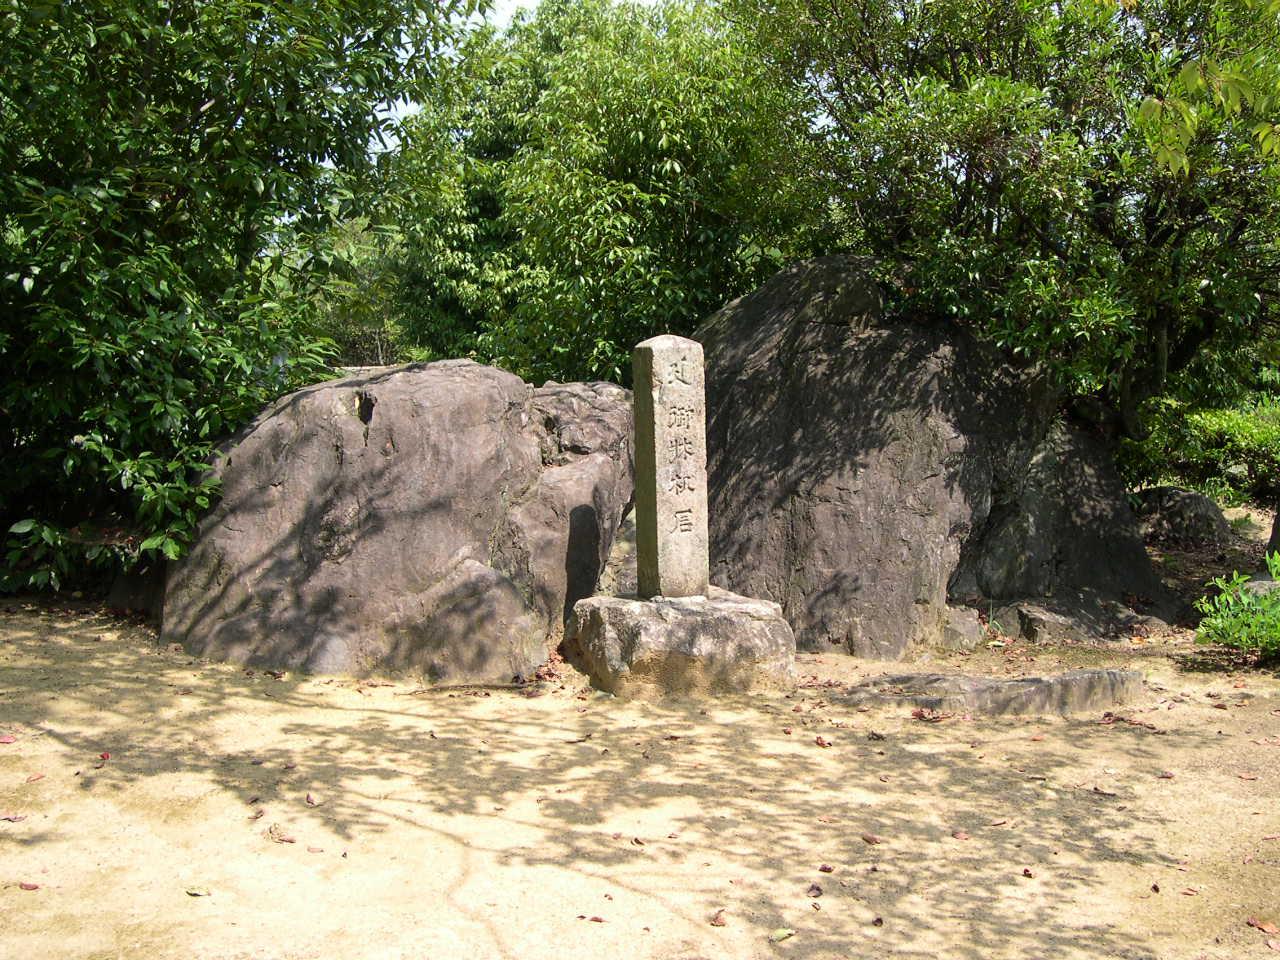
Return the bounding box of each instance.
[724,0,1280,435]
[385,0,815,383]
[0,0,472,588]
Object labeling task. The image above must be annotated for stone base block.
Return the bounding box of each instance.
[840,669,1143,716]
[567,587,796,698]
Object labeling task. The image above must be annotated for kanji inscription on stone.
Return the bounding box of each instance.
[633,334,709,598]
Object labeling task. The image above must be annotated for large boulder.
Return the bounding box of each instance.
[698,256,1169,658]
[162,360,633,682]
[1133,486,1231,547]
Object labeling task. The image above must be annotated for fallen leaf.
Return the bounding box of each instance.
[1158,771,1174,779]
[989,819,1008,827]
[709,909,727,927]
[588,916,605,923]
[911,707,950,722]
[861,833,884,845]
[951,830,971,840]
[305,793,322,806]
[24,774,44,784]
[185,887,211,897]
[807,882,823,898]
[1213,703,1229,710]
[768,928,795,943]
[1181,888,1199,896]
[1030,735,1044,742]
[0,736,17,744]
[264,823,296,844]
[1249,918,1280,935]
[818,863,834,873]
[99,752,110,760]
[872,917,884,927]
[630,837,645,846]
[815,736,832,748]
[1238,773,1259,781]
[1151,883,1160,893]
[1,813,27,822]
[782,727,792,735]
[248,808,264,821]
[18,882,38,891]
[1022,868,1034,878]
[307,846,324,854]
[1266,938,1280,952]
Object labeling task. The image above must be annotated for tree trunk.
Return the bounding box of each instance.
[1268,510,1279,558]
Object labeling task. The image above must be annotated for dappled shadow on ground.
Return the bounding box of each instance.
[1173,646,1280,678]
[2,602,1276,960]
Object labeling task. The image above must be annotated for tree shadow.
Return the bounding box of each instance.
[0,605,1225,960]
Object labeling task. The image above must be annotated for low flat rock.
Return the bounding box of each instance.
[566,587,796,699]
[992,591,1169,643]
[838,669,1143,716]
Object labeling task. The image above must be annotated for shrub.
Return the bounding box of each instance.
[1194,552,1280,660]
[1120,394,1280,504]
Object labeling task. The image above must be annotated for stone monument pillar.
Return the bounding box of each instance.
[564,334,797,699]
[632,335,709,598]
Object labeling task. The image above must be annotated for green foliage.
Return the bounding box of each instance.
[724,0,1280,434]
[372,0,814,383]
[1120,389,1280,503]
[0,0,470,589]
[1195,552,1280,658]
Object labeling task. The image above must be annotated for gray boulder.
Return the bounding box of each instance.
[698,256,1169,658]
[1133,486,1231,547]
[567,587,796,698]
[162,360,633,682]
[940,606,985,651]
[840,669,1143,716]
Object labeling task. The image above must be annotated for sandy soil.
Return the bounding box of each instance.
[2,593,1279,960]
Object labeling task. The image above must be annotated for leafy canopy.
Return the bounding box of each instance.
[381,0,814,383]
[724,0,1280,435]
[0,0,471,588]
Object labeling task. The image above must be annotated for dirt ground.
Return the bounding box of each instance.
[2,513,1279,960]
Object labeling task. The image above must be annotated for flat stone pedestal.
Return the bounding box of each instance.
[567,587,796,699]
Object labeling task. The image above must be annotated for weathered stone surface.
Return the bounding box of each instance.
[840,669,1144,716]
[940,606,984,651]
[633,335,709,598]
[697,256,1170,658]
[1134,486,1231,547]
[992,603,1092,643]
[106,562,166,620]
[1244,577,1279,598]
[992,592,1168,643]
[597,510,638,598]
[566,587,796,698]
[163,360,633,682]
